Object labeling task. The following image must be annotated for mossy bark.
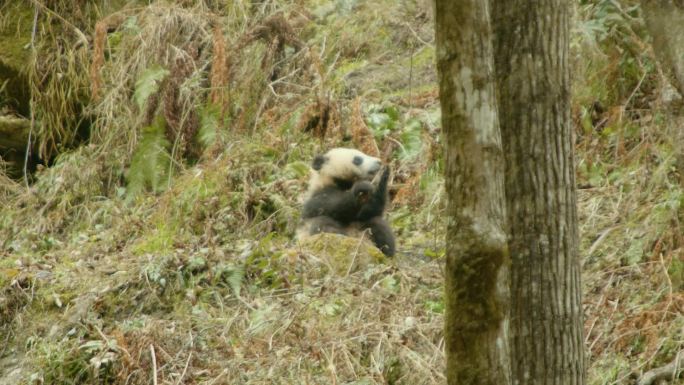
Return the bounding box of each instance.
[0,2,34,117]
[0,116,30,149]
[492,1,585,384]
[435,1,511,384]
[0,3,34,176]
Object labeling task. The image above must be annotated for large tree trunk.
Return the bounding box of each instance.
[435,1,511,384]
[492,1,585,384]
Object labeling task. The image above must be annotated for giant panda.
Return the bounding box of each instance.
[296,148,396,257]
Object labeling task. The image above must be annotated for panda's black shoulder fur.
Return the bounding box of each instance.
[302,185,359,224]
[332,177,354,190]
[303,167,390,225]
[302,169,395,257]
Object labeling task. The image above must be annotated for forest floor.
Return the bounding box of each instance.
[1,1,683,384]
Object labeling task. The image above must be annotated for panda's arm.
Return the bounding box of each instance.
[302,187,359,224]
[362,216,396,257]
[356,166,390,221]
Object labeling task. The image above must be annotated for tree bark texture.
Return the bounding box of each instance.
[0,3,33,118]
[492,1,585,385]
[435,1,511,384]
[641,0,684,98]
[640,1,684,186]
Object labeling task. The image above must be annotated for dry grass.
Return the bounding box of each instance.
[578,105,684,384]
[24,1,98,160]
[87,5,214,160]
[2,241,444,385]
[0,159,21,203]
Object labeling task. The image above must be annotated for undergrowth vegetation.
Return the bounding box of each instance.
[0,0,682,384]
[574,1,684,384]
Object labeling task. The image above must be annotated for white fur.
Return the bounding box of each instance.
[304,148,382,199]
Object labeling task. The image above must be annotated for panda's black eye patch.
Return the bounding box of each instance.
[353,156,363,166]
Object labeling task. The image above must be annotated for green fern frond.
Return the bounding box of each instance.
[127,116,171,199]
[134,65,170,110]
[197,104,220,147]
[399,118,423,161]
[226,265,244,297]
[211,263,244,297]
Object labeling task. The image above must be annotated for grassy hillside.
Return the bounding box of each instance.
[0,1,682,384]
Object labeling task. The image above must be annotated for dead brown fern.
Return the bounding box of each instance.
[90,13,127,102]
[297,96,331,140]
[90,21,106,101]
[88,5,214,170]
[228,12,306,132]
[238,12,303,64]
[162,43,201,159]
[209,24,230,114]
[393,173,423,206]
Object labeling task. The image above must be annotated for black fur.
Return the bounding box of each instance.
[302,166,396,256]
[360,217,395,257]
[352,181,374,204]
[352,155,363,166]
[312,155,327,171]
[357,167,390,221]
[302,185,361,223]
[333,177,354,190]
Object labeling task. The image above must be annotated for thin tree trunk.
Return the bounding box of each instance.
[640,0,684,186]
[435,1,511,384]
[492,1,585,384]
[641,0,684,98]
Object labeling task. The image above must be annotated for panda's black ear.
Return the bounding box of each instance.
[312,155,327,170]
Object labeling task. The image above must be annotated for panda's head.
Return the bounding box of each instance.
[307,148,382,192]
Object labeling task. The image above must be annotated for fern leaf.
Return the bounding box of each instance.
[399,118,423,160]
[134,65,170,110]
[227,265,244,297]
[197,105,220,147]
[127,116,171,199]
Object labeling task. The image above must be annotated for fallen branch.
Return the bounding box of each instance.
[149,344,158,385]
[638,351,684,385]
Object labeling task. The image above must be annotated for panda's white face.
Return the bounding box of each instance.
[307,148,382,193]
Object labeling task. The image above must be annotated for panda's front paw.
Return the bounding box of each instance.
[377,166,391,187]
[352,181,374,204]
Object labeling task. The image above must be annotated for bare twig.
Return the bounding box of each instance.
[174,352,192,385]
[638,351,684,385]
[403,22,434,47]
[24,6,39,189]
[587,226,617,257]
[345,231,367,277]
[150,344,158,385]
